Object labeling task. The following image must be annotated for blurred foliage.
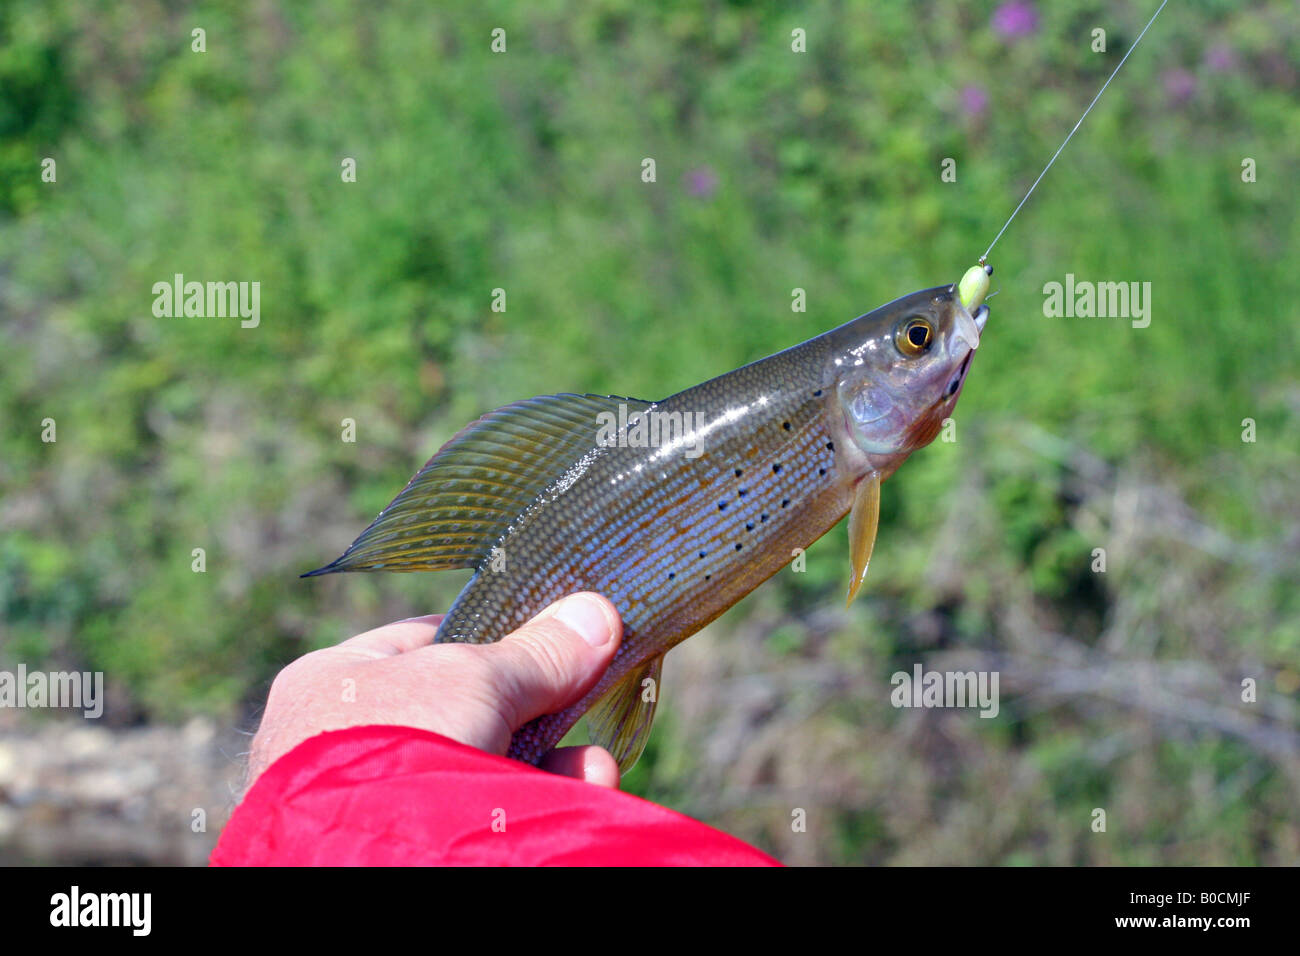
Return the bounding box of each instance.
[1,0,1298,863]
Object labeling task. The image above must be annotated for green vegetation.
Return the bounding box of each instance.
[2,0,1297,863]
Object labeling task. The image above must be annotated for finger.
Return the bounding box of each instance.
[539,745,621,789]
[482,592,622,730]
[339,614,445,658]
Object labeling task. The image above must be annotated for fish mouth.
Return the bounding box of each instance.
[946,301,989,362]
[942,304,985,400]
[948,305,982,359]
[942,351,973,400]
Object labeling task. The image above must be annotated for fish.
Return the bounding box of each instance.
[306,268,992,774]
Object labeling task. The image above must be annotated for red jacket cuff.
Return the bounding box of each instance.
[211,724,780,866]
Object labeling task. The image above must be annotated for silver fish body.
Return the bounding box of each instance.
[308,279,990,772]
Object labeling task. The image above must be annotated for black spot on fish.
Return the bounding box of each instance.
[738,488,747,497]
[668,572,675,580]
[813,389,823,397]
[772,464,782,474]
[781,498,790,508]
[783,421,791,431]
[826,441,835,451]
[734,468,743,477]
[760,513,768,522]
[705,574,711,580]
[735,543,742,551]
[746,523,754,531]
[718,501,728,511]
[699,551,706,559]
[818,467,826,476]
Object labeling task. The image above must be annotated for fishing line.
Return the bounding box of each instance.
[979,0,1171,264]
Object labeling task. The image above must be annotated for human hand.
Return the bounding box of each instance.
[247,592,624,789]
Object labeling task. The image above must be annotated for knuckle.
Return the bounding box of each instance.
[266,648,333,703]
[511,622,577,686]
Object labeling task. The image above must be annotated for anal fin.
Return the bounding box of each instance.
[587,654,664,775]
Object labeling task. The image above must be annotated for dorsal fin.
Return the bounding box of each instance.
[303,393,654,576]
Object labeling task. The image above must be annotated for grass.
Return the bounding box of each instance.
[1,0,1298,863]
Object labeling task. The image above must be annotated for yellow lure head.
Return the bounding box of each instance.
[957,261,994,313]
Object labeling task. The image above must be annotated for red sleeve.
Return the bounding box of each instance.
[211,725,780,866]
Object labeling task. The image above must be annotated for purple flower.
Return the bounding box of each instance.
[686,166,718,199]
[1162,67,1196,104]
[960,84,989,117]
[1205,43,1236,73]
[992,1,1039,39]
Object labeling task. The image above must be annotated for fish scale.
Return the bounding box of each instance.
[307,282,989,772]
[434,330,854,763]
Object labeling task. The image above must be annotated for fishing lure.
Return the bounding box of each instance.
[307,0,1169,774]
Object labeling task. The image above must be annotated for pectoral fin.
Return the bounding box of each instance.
[587,654,664,775]
[845,472,881,607]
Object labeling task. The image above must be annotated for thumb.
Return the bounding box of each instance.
[482,592,623,732]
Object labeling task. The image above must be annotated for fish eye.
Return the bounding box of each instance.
[896,317,934,356]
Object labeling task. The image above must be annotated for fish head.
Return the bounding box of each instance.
[830,280,989,463]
